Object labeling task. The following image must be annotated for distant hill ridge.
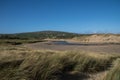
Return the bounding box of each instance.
[0,31,120,43]
[0,30,79,39]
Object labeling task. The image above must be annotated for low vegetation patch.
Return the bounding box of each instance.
[0,39,44,45]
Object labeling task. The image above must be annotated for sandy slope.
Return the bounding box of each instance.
[73,34,120,43]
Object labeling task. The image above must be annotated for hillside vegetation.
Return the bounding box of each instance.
[0,31,79,39]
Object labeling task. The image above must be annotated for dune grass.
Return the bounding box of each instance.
[0,46,120,80]
[104,58,120,80]
[20,51,119,80]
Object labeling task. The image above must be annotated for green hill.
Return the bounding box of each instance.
[0,31,79,39]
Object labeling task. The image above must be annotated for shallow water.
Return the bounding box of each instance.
[51,41,71,45]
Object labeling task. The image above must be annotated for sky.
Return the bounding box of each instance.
[0,0,120,34]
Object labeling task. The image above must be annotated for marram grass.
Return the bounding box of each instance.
[0,47,120,80]
[104,58,120,80]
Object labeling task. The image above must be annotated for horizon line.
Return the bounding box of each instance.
[0,30,120,34]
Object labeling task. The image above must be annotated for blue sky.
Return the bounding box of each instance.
[0,0,120,33]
